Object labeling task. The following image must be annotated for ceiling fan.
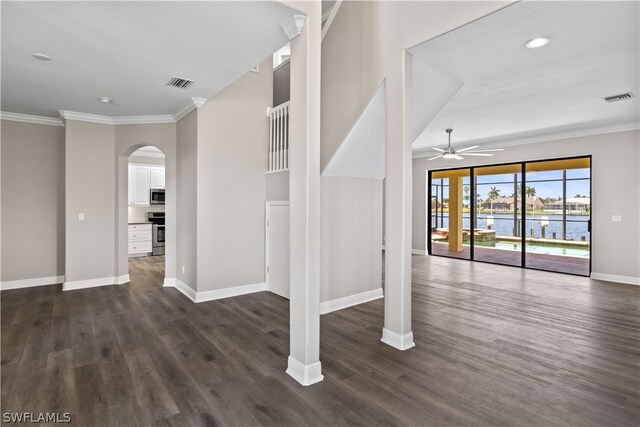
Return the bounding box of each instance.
[428,129,504,161]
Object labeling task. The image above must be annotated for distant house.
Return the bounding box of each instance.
[483,196,544,211]
[544,197,590,212]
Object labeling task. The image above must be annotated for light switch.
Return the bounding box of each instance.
[79,213,85,221]
[612,215,622,223]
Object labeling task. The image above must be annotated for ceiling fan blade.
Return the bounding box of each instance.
[462,153,494,156]
[464,148,504,152]
[432,147,445,152]
[427,155,442,161]
[456,145,479,153]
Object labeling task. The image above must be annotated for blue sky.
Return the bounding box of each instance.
[433,168,590,200]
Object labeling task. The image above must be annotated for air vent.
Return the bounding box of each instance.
[603,93,633,103]
[166,76,194,89]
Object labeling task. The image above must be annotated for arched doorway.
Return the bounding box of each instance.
[116,142,175,288]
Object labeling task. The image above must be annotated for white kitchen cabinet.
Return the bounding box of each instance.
[128,223,152,255]
[133,166,151,205]
[150,167,165,189]
[128,166,135,205]
[129,164,165,206]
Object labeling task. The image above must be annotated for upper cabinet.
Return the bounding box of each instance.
[150,167,165,189]
[129,164,165,206]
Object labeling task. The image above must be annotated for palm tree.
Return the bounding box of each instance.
[524,185,536,218]
[487,187,501,214]
[463,185,470,208]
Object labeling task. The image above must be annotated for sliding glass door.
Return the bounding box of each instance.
[427,156,591,276]
[524,158,591,275]
[429,169,471,260]
[473,164,523,267]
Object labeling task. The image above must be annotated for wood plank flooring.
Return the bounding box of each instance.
[1,254,639,426]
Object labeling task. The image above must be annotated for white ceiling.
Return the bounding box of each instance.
[410,1,639,155]
[1,1,296,118]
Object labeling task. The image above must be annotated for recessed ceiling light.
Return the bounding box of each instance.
[32,53,52,61]
[525,37,551,49]
[99,97,112,104]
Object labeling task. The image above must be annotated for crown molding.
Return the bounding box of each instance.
[191,97,208,108]
[0,111,64,127]
[59,110,114,125]
[59,110,179,126]
[7,96,210,127]
[112,115,175,125]
[173,97,208,121]
[412,120,640,159]
[281,14,306,40]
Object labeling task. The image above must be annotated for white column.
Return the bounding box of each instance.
[382,51,415,350]
[283,3,323,385]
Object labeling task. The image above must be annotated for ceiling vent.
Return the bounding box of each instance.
[603,93,633,103]
[166,76,194,89]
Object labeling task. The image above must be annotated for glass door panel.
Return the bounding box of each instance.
[473,164,523,266]
[524,158,591,275]
[429,169,471,260]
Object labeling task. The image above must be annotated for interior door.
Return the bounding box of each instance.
[267,203,290,299]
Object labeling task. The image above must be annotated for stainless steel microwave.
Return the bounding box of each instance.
[150,189,165,205]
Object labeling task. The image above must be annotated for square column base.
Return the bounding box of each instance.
[286,356,323,386]
[381,328,415,350]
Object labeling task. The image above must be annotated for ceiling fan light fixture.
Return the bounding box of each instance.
[442,152,457,160]
[525,37,551,49]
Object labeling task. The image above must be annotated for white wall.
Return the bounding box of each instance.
[266,170,289,201]
[64,120,116,282]
[321,176,382,303]
[196,58,272,292]
[412,130,640,281]
[1,120,65,283]
[176,110,198,290]
[320,0,383,170]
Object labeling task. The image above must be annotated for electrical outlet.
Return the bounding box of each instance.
[79,213,85,221]
[612,215,622,223]
[182,265,185,274]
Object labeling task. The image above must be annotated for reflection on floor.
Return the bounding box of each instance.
[431,241,590,275]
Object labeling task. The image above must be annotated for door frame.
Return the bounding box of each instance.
[265,201,290,293]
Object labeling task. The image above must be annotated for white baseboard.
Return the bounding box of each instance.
[164,279,266,303]
[591,273,640,286]
[116,274,130,285]
[320,288,383,315]
[195,282,266,303]
[411,249,426,256]
[381,328,415,351]
[167,279,197,302]
[1,275,64,291]
[286,356,323,386]
[63,274,129,291]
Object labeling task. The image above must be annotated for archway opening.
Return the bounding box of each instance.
[118,144,168,288]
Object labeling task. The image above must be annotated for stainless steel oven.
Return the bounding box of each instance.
[152,224,165,256]
[147,212,165,256]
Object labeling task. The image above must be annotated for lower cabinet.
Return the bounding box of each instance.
[128,223,152,256]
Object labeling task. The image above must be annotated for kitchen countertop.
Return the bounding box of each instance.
[128,222,151,225]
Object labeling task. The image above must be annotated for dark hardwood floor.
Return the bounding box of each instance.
[2,255,639,426]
